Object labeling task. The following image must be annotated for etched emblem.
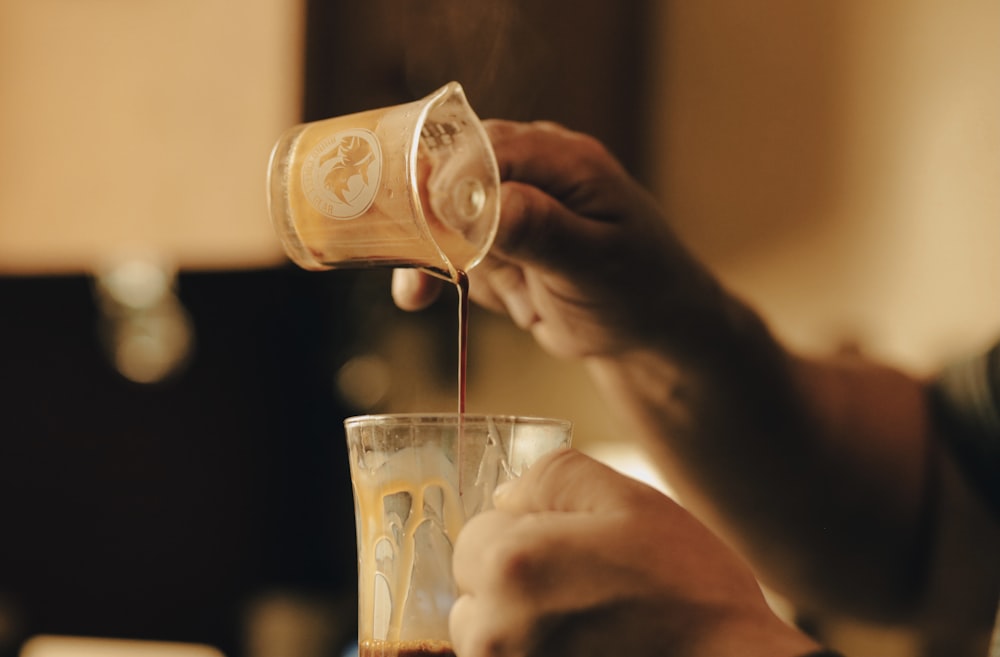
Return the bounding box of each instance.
[302,128,382,219]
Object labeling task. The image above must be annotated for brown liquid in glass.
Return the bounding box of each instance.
[358,639,456,657]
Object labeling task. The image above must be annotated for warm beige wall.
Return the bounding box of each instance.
[646,0,1000,373]
[0,0,303,274]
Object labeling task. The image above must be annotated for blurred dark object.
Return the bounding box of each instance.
[305,0,651,175]
[0,267,359,657]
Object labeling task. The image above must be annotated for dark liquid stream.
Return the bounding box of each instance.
[419,266,469,416]
[455,270,469,415]
[455,270,469,493]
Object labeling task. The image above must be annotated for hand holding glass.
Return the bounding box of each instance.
[345,414,572,657]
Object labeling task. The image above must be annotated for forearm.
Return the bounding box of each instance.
[584,310,935,620]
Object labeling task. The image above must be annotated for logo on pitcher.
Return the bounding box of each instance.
[302,129,382,220]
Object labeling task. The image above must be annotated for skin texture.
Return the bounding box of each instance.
[392,119,1000,655]
[448,448,822,657]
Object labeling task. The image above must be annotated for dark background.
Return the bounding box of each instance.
[0,267,360,657]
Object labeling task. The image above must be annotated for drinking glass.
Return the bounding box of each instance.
[344,413,573,657]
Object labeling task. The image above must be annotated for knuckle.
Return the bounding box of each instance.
[572,131,614,163]
[529,119,569,133]
[482,526,554,593]
[550,126,616,172]
[496,184,551,253]
[529,447,581,488]
[483,118,517,146]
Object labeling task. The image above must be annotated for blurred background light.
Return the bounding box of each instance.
[0,0,299,275]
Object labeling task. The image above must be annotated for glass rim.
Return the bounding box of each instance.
[344,413,572,429]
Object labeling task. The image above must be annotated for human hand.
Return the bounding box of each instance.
[392,120,736,360]
[448,449,822,657]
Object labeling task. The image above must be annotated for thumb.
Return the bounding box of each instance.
[494,448,651,514]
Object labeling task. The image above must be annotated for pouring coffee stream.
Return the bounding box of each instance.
[268,82,502,657]
[267,79,499,416]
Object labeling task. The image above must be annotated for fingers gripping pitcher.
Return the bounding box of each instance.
[267,82,500,279]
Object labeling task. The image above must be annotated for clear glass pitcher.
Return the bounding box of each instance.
[267,82,500,279]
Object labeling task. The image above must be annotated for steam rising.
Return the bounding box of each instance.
[390,0,551,119]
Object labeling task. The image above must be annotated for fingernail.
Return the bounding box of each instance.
[391,269,415,300]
